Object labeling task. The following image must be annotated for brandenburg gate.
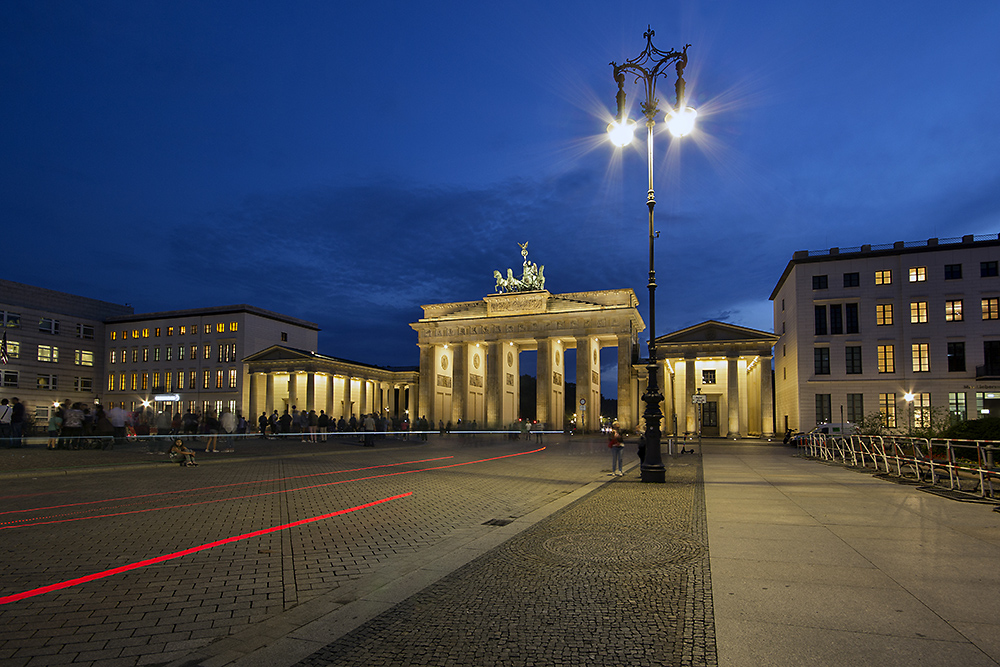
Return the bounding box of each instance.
[410,245,644,431]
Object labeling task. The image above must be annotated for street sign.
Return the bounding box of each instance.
[580,398,586,405]
[692,395,707,404]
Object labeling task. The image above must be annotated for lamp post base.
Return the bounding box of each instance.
[640,464,665,483]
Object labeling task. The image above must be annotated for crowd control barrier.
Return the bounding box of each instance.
[797,433,1000,500]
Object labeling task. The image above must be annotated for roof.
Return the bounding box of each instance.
[106,304,320,330]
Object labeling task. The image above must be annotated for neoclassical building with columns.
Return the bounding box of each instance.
[410,289,645,430]
[645,321,777,438]
[244,346,419,423]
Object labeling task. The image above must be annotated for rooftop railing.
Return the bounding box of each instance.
[797,233,1000,258]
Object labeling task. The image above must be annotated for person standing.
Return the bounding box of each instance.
[220,409,236,450]
[317,410,329,441]
[363,412,376,447]
[10,397,25,448]
[608,421,625,476]
[0,398,14,447]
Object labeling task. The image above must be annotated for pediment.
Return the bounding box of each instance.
[242,345,317,363]
[656,320,777,345]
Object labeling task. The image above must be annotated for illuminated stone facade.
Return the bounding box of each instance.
[410,289,645,431]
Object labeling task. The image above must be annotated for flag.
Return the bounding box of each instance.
[1,331,7,365]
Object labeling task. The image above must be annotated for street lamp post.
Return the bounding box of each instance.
[608,27,696,483]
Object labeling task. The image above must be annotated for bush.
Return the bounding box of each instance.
[938,417,1000,441]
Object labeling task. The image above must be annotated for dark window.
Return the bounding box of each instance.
[847,394,864,423]
[983,341,1000,376]
[846,346,863,374]
[702,370,716,385]
[830,305,843,335]
[815,306,827,335]
[845,303,859,334]
[814,348,830,375]
[816,394,832,423]
[843,272,859,287]
[945,264,962,280]
[280,332,288,342]
[812,275,828,290]
[982,261,998,277]
[947,342,965,372]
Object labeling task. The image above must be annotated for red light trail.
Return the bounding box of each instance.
[0,493,412,606]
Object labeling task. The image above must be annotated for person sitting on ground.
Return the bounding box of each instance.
[169,439,198,467]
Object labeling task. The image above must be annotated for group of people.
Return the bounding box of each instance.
[0,397,26,448]
[256,407,432,444]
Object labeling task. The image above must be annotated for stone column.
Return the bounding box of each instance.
[248,373,259,419]
[576,337,594,432]
[727,353,741,438]
[306,372,316,413]
[536,338,552,426]
[325,375,334,417]
[616,334,634,431]
[485,341,503,429]
[265,372,274,415]
[761,354,774,438]
[359,379,368,416]
[343,376,353,419]
[451,343,467,425]
[418,344,434,424]
[287,374,298,412]
[407,383,417,422]
[685,355,697,434]
[390,384,398,418]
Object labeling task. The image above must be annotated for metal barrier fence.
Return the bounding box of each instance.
[798,434,1000,500]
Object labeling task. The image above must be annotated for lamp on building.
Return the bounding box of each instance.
[903,392,915,436]
[607,27,696,483]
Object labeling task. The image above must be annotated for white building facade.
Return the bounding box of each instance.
[771,234,1000,433]
[0,280,133,424]
[104,306,319,418]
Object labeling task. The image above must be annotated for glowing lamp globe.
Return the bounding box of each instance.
[607,118,637,147]
[665,106,697,137]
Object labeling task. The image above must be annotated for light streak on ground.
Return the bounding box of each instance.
[0,456,454,517]
[0,493,412,606]
[0,447,545,530]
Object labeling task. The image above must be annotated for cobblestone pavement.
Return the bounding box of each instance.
[0,434,714,666]
[291,458,715,667]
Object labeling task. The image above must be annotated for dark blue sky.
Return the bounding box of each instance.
[4,1,999,375]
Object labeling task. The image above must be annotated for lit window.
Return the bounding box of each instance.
[913,393,932,428]
[875,270,892,285]
[203,344,211,359]
[74,350,94,366]
[229,322,238,332]
[132,348,138,363]
[983,298,1000,320]
[130,373,138,391]
[179,325,186,335]
[110,350,117,364]
[203,370,210,389]
[111,331,117,341]
[152,372,160,389]
[178,345,185,361]
[154,328,160,337]
[3,340,19,359]
[228,368,237,388]
[215,369,224,388]
[908,267,927,282]
[949,392,967,421]
[189,371,196,389]
[141,372,148,390]
[37,374,58,391]
[166,346,172,361]
[132,329,140,339]
[37,345,58,363]
[205,324,212,334]
[142,347,149,362]
[165,372,172,392]
[216,323,225,333]
[119,373,125,390]
[875,303,892,327]
[879,394,897,428]
[910,301,928,323]
[877,345,895,373]
[945,300,963,322]
[142,328,149,338]
[108,373,116,391]
[912,343,930,372]
[153,347,160,362]
[167,327,174,336]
